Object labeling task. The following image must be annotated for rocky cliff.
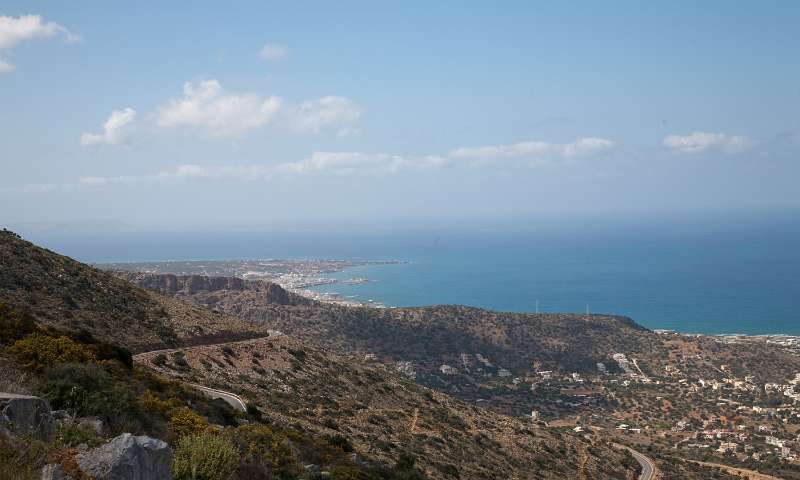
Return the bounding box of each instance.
[114,272,310,307]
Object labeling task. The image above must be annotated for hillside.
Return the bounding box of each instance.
[135,335,639,480]
[0,231,649,479]
[0,230,267,352]
[114,273,659,370]
[120,273,800,419]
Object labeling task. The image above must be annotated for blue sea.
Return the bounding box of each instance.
[16,212,800,335]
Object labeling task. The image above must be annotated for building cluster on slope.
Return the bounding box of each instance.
[381,333,800,473]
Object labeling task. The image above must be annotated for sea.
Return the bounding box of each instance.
[16,211,800,335]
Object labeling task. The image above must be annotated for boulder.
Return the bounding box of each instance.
[51,410,72,421]
[77,417,104,436]
[76,433,172,480]
[41,464,68,480]
[0,393,54,441]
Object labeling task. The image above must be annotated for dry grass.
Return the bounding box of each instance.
[0,356,33,394]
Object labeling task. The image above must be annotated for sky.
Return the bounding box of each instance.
[1,1,799,232]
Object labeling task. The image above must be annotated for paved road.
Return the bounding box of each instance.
[187,383,247,412]
[133,339,268,413]
[629,448,656,480]
[612,443,657,480]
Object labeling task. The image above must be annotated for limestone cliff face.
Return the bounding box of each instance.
[115,272,311,307]
[117,273,245,295]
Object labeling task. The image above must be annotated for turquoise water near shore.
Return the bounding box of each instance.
[18,213,800,335]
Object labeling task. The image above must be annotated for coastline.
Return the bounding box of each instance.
[97,256,800,337]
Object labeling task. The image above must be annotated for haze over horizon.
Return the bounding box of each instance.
[2,1,799,231]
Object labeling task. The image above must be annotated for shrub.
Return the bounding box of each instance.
[0,302,36,345]
[152,353,167,366]
[54,421,102,449]
[170,407,209,439]
[139,389,183,417]
[37,363,140,435]
[288,349,306,361]
[0,436,50,480]
[67,328,132,368]
[221,346,236,357]
[173,351,189,368]
[395,454,426,480]
[328,466,381,480]
[327,435,354,453]
[435,463,460,478]
[172,432,240,480]
[245,402,262,419]
[227,424,300,479]
[8,334,95,372]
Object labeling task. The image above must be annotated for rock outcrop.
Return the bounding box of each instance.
[0,393,54,442]
[76,433,172,480]
[120,273,245,295]
[41,464,68,480]
[116,272,311,306]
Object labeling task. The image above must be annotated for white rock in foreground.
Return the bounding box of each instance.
[76,433,172,480]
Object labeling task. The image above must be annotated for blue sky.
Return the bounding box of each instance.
[1,1,799,230]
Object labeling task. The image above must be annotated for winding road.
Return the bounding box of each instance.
[186,383,247,412]
[612,443,657,480]
[136,338,656,479]
[133,339,267,413]
[629,447,657,480]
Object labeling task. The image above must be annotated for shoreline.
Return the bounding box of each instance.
[97,257,800,337]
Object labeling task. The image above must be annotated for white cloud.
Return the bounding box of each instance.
[0,58,14,74]
[662,131,753,154]
[78,175,133,186]
[17,135,617,193]
[156,164,274,181]
[449,137,615,166]
[290,96,363,135]
[156,80,283,136]
[0,14,78,74]
[73,152,448,187]
[259,43,289,60]
[76,164,275,187]
[276,152,448,176]
[80,108,137,146]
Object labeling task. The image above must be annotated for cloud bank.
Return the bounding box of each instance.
[449,137,615,166]
[662,131,753,154]
[64,135,616,189]
[276,152,448,176]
